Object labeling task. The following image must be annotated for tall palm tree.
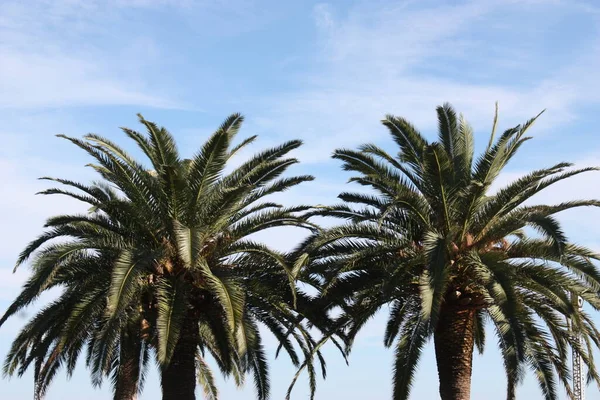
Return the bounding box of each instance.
[1,114,329,400]
[297,104,600,400]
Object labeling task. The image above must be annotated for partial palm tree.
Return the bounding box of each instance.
[1,114,330,400]
[297,104,600,400]
[2,248,150,400]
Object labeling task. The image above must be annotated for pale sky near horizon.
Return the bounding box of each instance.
[1,0,600,399]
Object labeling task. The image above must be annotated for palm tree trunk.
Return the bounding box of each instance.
[114,329,141,400]
[161,313,199,400]
[434,305,476,400]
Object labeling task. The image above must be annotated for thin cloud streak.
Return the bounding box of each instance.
[0,0,185,109]
[251,0,600,163]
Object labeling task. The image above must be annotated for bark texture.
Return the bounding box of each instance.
[434,305,476,400]
[114,329,141,400]
[161,314,199,400]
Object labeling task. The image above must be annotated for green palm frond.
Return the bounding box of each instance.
[197,355,219,400]
[392,311,429,400]
[156,278,189,365]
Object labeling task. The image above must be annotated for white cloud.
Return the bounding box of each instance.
[0,0,183,109]
[250,0,600,163]
[313,3,335,30]
[312,1,487,72]
[0,51,178,109]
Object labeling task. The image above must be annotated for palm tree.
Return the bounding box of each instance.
[297,104,600,400]
[1,114,329,400]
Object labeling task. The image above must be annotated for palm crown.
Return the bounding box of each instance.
[298,104,600,400]
[1,114,328,400]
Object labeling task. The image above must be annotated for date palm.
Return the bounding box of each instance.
[299,104,600,400]
[1,114,328,400]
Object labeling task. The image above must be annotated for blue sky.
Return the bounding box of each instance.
[1,0,600,399]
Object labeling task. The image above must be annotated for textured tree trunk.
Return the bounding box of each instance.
[114,329,141,400]
[434,305,476,400]
[161,313,199,400]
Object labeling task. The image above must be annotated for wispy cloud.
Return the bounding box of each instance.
[251,0,600,163]
[0,0,186,109]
